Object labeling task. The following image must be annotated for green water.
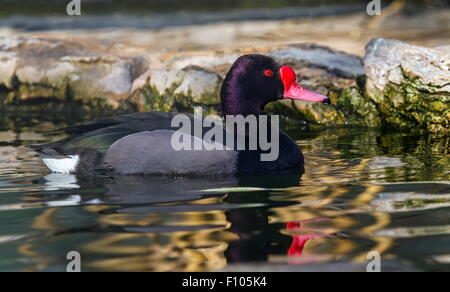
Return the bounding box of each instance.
[0,112,448,272]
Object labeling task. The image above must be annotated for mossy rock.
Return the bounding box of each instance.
[337,87,382,127]
[364,38,450,135]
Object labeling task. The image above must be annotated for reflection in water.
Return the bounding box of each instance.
[48,172,304,271]
[0,116,449,271]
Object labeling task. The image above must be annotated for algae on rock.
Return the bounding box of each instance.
[337,87,382,127]
[364,38,450,135]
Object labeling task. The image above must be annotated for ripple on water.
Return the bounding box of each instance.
[0,124,448,271]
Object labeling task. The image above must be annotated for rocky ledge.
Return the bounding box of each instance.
[0,36,448,134]
[364,39,449,134]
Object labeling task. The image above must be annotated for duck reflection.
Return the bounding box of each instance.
[223,173,328,264]
[40,170,321,270]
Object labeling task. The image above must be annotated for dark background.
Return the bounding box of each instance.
[0,0,448,15]
[0,0,448,31]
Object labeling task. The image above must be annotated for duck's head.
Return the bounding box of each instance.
[221,54,330,116]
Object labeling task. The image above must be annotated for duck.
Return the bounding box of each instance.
[29,54,330,176]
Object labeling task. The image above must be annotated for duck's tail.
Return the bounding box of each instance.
[27,144,80,174]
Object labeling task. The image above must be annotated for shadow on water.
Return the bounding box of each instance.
[0,113,449,271]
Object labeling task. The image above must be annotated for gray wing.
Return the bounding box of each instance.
[103,130,239,176]
[30,112,184,155]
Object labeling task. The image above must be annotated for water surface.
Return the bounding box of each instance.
[0,113,449,272]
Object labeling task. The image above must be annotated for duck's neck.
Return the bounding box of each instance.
[222,103,262,117]
[221,91,265,117]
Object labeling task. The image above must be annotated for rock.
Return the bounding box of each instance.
[173,68,221,105]
[1,36,447,134]
[270,45,364,77]
[129,67,222,114]
[364,39,450,134]
[337,86,382,127]
[0,51,17,88]
[0,36,148,110]
[0,36,368,125]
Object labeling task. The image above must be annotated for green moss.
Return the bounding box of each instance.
[368,76,449,135]
[394,198,450,210]
[141,85,175,112]
[337,87,382,127]
[17,84,66,101]
[431,101,447,112]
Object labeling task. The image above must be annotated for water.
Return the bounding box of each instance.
[0,0,446,31]
[0,3,366,31]
[0,113,449,272]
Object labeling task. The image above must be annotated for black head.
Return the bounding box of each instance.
[220,54,330,116]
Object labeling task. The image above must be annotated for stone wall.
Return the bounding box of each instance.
[0,36,448,135]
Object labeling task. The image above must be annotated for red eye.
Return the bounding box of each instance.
[264,70,273,77]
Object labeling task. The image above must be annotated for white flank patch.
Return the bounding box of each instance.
[40,155,80,174]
